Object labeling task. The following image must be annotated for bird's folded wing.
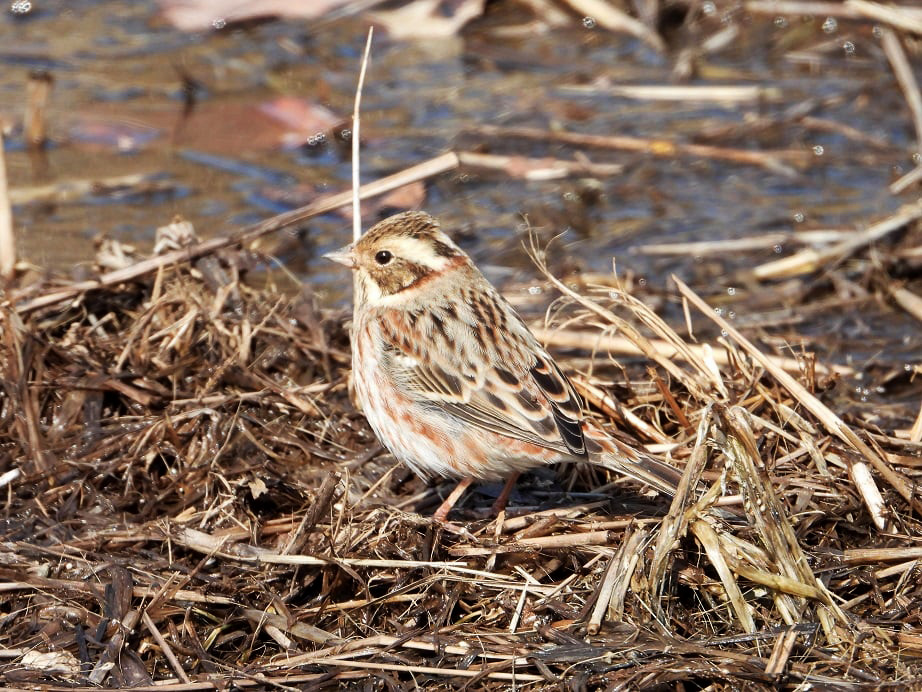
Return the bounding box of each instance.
[379,310,587,458]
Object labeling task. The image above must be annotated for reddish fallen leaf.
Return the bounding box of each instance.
[258,97,343,149]
[66,97,342,153]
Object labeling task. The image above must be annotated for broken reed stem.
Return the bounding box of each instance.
[752,200,922,280]
[609,527,649,628]
[24,71,52,148]
[141,610,191,683]
[911,401,922,443]
[846,0,922,35]
[891,162,922,194]
[745,0,922,31]
[470,124,811,171]
[647,406,713,617]
[880,28,922,155]
[0,133,13,279]
[352,27,374,244]
[692,518,757,633]
[557,0,666,52]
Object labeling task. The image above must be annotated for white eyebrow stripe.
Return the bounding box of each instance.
[382,237,453,271]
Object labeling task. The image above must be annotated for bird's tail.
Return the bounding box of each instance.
[582,421,683,496]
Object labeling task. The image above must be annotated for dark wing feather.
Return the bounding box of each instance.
[530,357,586,456]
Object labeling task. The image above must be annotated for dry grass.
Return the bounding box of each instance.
[0,206,920,689]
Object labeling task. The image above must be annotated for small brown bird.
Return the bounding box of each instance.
[325,211,682,519]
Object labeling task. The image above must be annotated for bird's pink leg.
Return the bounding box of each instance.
[433,477,474,522]
[491,473,520,516]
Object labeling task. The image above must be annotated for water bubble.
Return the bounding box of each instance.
[728,311,736,319]
[582,16,596,29]
[843,41,855,55]
[813,145,824,156]
[913,152,922,165]
[340,128,352,139]
[872,25,883,38]
[528,285,542,295]
[793,211,805,223]
[212,17,227,29]
[905,363,912,371]
[822,17,837,33]
[563,191,577,201]
[875,386,885,394]
[117,136,137,152]
[702,2,717,16]
[721,329,728,337]
[773,16,787,28]
[638,277,647,287]
[714,307,723,316]
[10,0,31,14]
[773,244,783,254]
[727,287,736,296]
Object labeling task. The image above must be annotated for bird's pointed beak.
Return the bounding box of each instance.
[323,244,356,269]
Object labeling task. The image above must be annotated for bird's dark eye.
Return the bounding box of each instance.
[374,250,393,265]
